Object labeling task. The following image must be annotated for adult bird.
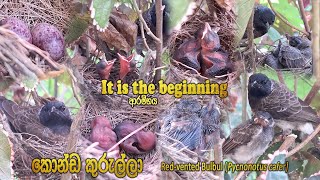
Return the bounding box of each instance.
[243,5,275,39]
[223,111,274,163]
[248,73,320,135]
[0,96,72,142]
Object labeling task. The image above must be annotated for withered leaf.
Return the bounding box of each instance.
[98,23,131,53]
[109,12,138,47]
[215,0,235,12]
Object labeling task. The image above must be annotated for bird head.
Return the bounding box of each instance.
[96,59,115,80]
[248,73,272,98]
[287,34,311,48]
[255,5,275,29]
[39,101,72,127]
[253,111,274,128]
[198,22,221,51]
[91,116,112,129]
[118,53,135,80]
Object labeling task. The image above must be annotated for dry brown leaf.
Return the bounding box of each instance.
[98,23,131,53]
[110,12,138,47]
[215,0,235,12]
[70,52,88,67]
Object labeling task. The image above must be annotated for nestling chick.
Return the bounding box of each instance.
[90,116,112,129]
[248,73,320,135]
[265,35,312,75]
[114,121,156,154]
[0,96,72,142]
[90,116,118,151]
[118,53,135,80]
[173,38,201,71]
[223,111,275,163]
[96,59,115,80]
[159,99,203,151]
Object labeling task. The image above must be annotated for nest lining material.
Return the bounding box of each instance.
[0,0,70,33]
[167,6,236,83]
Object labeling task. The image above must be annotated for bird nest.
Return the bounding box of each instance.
[0,0,70,33]
[0,0,71,90]
[167,5,236,84]
[0,100,72,179]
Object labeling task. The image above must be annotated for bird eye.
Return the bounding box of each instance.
[60,106,65,111]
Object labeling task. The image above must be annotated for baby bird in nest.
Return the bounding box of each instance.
[173,22,233,78]
[265,35,312,76]
[90,116,119,152]
[158,99,221,152]
[223,111,275,163]
[0,96,72,142]
[114,121,156,155]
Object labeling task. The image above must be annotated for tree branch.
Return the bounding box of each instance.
[297,0,311,38]
[154,0,163,84]
[312,0,320,78]
[131,0,160,43]
[287,123,320,157]
[267,0,308,36]
[304,79,320,105]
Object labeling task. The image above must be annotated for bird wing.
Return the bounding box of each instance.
[280,45,308,69]
[223,121,262,154]
[260,81,319,123]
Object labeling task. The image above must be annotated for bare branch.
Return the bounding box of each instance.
[131,0,160,43]
[267,0,308,36]
[154,0,163,84]
[297,0,311,38]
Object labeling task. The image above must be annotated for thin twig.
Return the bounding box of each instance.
[312,0,320,78]
[131,0,160,43]
[304,79,320,105]
[287,123,320,157]
[297,0,311,38]
[267,0,308,36]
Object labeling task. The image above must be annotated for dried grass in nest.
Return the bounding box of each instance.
[167,6,236,84]
[0,106,70,179]
[81,57,139,97]
[0,0,71,33]
[0,26,65,87]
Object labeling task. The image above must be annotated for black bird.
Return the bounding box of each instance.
[248,73,320,135]
[158,99,203,151]
[0,96,72,141]
[136,0,171,56]
[265,35,312,75]
[223,111,274,163]
[243,5,275,39]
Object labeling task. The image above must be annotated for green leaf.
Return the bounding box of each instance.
[168,0,196,31]
[90,0,116,31]
[233,0,255,46]
[302,151,320,178]
[0,126,14,180]
[268,27,282,42]
[65,14,90,44]
[0,78,14,92]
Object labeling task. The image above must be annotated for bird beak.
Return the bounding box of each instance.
[202,22,212,39]
[97,59,115,80]
[118,53,135,80]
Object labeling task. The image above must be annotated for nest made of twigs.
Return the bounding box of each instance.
[167,4,236,84]
[0,0,71,33]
